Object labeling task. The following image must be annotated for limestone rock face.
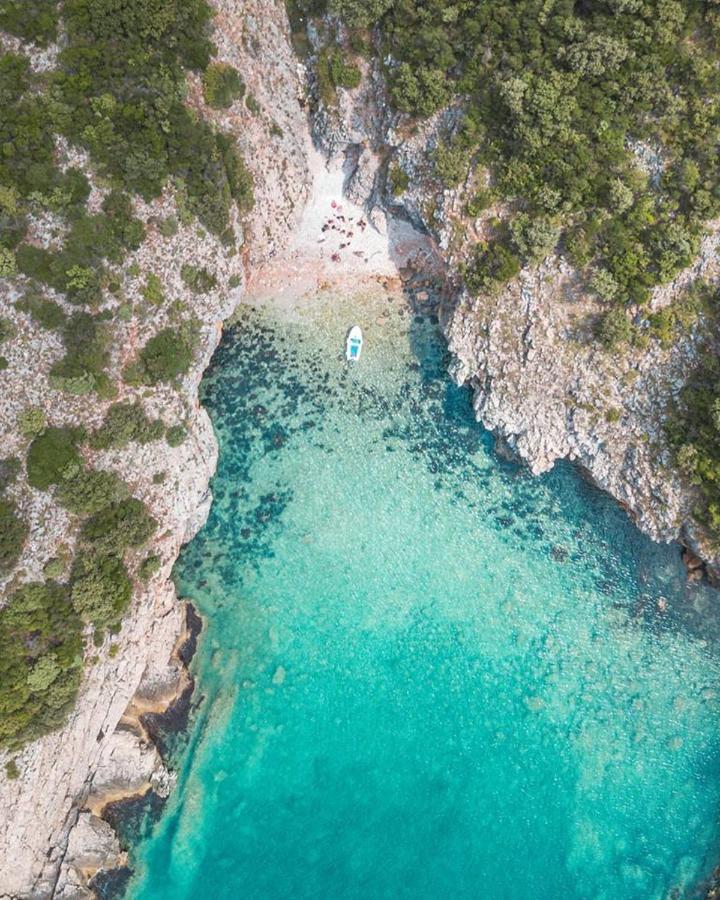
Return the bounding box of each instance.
[54,814,123,900]
[443,234,720,572]
[0,0,310,896]
[309,29,720,574]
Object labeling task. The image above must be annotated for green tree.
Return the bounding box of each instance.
[80,498,156,555]
[596,307,632,348]
[54,468,130,516]
[26,427,82,490]
[71,553,132,627]
[0,498,27,575]
[203,62,245,109]
[125,327,195,384]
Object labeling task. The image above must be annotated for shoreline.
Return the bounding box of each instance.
[3,0,720,894]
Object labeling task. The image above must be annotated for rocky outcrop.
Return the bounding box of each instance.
[304,34,720,576]
[0,1,310,896]
[3,5,718,896]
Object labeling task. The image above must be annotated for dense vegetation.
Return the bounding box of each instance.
[306,0,720,535]
[0,0,60,46]
[0,0,255,747]
[0,581,83,748]
[317,0,720,314]
[0,497,27,576]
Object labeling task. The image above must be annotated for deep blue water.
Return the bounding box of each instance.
[127,290,720,899]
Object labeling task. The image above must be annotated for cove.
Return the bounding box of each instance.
[127,287,720,899]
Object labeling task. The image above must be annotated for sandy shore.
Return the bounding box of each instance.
[246,143,431,307]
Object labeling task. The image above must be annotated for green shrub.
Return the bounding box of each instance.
[465,241,521,294]
[43,557,65,579]
[317,48,361,105]
[139,553,161,581]
[124,326,195,384]
[0,317,14,343]
[50,312,110,396]
[0,357,8,371]
[0,246,16,276]
[91,402,164,450]
[203,62,245,109]
[26,427,83,490]
[509,214,560,263]
[389,165,409,197]
[5,759,19,780]
[80,497,156,555]
[71,553,132,627]
[15,293,66,330]
[18,406,46,438]
[466,189,493,218]
[216,134,254,214]
[141,273,165,306]
[166,424,187,447]
[54,468,130,516]
[0,457,21,490]
[158,216,179,238]
[0,580,83,748]
[433,140,470,188]
[0,498,27,575]
[596,308,632,348]
[327,0,393,28]
[181,263,217,293]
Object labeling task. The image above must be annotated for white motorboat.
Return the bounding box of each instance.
[346,325,363,361]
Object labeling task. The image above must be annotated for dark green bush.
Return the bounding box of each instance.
[0,498,27,575]
[0,457,21,490]
[141,273,165,306]
[166,424,187,447]
[70,552,132,627]
[15,293,66,330]
[216,134,254,214]
[181,263,217,293]
[203,62,245,109]
[50,312,110,395]
[465,241,521,294]
[596,308,632,348]
[80,497,156,556]
[26,427,83,490]
[54,468,130,516]
[389,165,409,197]
[0,580,83,748]
[125,326,195,384]
[317,48,361,104]
[139,553,161,581]
[0,316,14,343]
[91,402,164,450]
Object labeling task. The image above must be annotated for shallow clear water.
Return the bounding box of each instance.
[129,290,720,899]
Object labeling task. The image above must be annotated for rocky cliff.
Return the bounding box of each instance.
[3,4,719,898]
[0,1,310,896]
[302,26,720,577]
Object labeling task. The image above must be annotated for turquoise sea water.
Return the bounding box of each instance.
[128,289,720,899]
